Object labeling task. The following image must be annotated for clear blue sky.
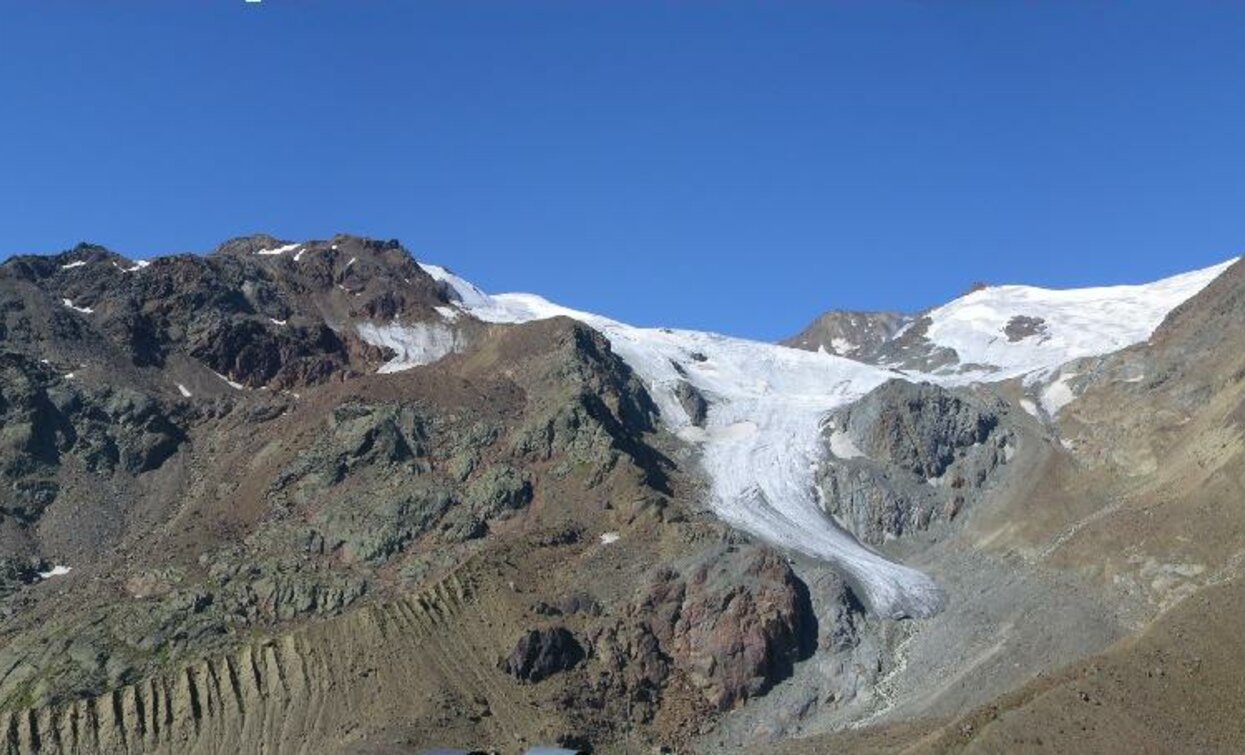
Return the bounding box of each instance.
[3,2,1244,340]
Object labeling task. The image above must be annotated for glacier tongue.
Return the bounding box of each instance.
[420,267,943,617]
[417,259,1235,619]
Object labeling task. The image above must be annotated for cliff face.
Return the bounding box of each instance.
[818,380,1023,545]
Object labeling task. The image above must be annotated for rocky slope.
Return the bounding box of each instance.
[0,236,1241,754]
[781,311,907,359]
[754,255,1245,754]
[0,236,830,753]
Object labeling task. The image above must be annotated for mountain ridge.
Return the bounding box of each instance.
[1,234,1242,753]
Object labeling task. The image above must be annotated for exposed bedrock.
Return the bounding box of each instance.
[818,380,1019,545]
[501,627,586,683]
[593,544,818,715]
[780,310,907,359]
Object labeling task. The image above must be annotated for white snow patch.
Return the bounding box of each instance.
[922,260,1234,380]
[600,532,621,545]
[344,256,357,270]
[830,337,857,354]
[38,565,71,579]
[177,384,192,398]
[1019,398,1040,417]
[356,321,467,373]
[269,318,287,326]
[60,260,87,269]
[63,372,75,380]
[213,372,244,390]
[418,263,498,311]
[293,247,308,262]
[257,243,300,256]
[1041,372,1078,416]
[62,298,93,314]
[828,429,866,460]
[434,306,461,322]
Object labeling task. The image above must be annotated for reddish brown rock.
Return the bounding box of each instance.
[500,626,586,683]
[638,545,815,711]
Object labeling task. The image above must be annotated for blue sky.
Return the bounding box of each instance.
[3,1,1244,340]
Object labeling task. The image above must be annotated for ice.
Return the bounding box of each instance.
[213,372,244,390]
[405,258,1236,618]
[1040,371,1078,415]
[257,243,300,256]
[356,321,468,373]
[417,264,941,617]
[828,429,867,460]
[418,264,497,311]
[830,337,857,354]
[922,260,1234,380]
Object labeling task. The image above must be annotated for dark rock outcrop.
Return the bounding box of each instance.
[0,353,185,531]
[674,380,709,427]
[596,545,817,714]
[818,380,1015,544]
[783,308,972,374]
[501,627,586,683]
[1004,315,1048,343]
[0,234,455,390]
[831,380,998,479]
[782,310,906,359]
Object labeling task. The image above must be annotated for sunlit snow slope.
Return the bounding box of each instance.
[414,260,1234,619]
[916,261,1236,378]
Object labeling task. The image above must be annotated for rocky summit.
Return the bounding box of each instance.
[1,235,1244,754]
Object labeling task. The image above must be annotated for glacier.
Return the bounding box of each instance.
[410,259,1234,619]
